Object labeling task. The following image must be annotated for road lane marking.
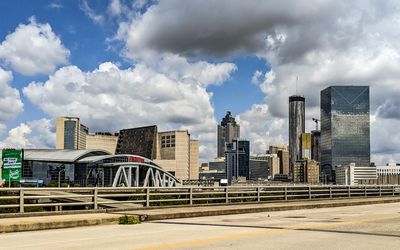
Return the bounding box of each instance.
[134,215,400,250]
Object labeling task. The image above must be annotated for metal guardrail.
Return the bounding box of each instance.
[0,185,399,213]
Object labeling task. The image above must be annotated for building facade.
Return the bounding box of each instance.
[376,163,400,185]
[225,140,250,183]
[250,154,279,180]
[56,117,88,150]
[86,132,118,154]
[311,130,321,162]
[116,125,158,159]
[289,96,305,175]
[217,111,240,158]
[293,159,320,184]
[154,130,199,181]
[320,86,370,182]
[335,163,376,185]
[301,133,312,159]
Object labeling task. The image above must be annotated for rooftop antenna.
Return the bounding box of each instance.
[296,75,298,95]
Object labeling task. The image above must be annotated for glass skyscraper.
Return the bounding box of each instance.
[217,111,240,158]
[320,86,370,182]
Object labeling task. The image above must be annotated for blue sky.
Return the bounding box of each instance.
[0,0,400,164]
[0,0,266,128]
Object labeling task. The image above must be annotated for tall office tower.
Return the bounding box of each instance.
[289,96,305,174]
[217,111,240,158]
[56,117,88,150]
[301,133,312,159]
[225,139,250,183]
[320,86,370,182]
[311,130,321,162]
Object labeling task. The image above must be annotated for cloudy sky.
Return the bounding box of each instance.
[0,0,399,164]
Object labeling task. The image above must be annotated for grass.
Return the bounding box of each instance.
[118,215,141,225]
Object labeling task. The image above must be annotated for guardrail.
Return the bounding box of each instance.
[0,185,399,213]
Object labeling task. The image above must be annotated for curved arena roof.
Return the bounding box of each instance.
[23,149,111,163]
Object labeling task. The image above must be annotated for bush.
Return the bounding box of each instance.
[119,215,140,225]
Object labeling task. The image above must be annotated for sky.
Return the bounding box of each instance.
[0,0,399,165]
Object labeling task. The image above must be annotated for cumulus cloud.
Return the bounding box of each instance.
[23,59,236,160]
[114,0,400,164]
[0,67,23,133]
[0,119,55,149]
[0,17,70,76]
[79,0,105,24]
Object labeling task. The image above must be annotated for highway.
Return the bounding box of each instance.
[1,202,400,250]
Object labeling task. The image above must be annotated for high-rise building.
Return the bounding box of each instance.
[217,111,240,158]
[320,86,370,182]
[86,132,119,154]
[301,133,312,159]
[225,139,249,183]
[56,117,88,150]
[267,145,289,176]
[311,130,321,162]
[289,96,305,175]
[293,159,320,184]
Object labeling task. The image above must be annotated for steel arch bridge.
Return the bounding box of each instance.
[81,154,179,187]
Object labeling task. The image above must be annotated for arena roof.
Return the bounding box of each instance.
[23,149,110,163]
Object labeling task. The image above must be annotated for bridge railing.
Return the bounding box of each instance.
[0,185,399,213]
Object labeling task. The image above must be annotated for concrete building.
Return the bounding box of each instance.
[293,159,320,184]
[154,130,199,181]
[56,117,88,150]
[115,125,199,181]
[320,86,370,182]
[209,158,226,171]
[86,132,118,154]
[225,139,249,183]
[217,111,240,158]
[289,96,305,175]
[250,154,279,180]
[335,163,376,185]
[376,163,400,185]
[311,130,321,162]
[267,145,289,176]
[301,133,312,159]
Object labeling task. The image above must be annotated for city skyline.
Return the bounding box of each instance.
[0,1,399,165]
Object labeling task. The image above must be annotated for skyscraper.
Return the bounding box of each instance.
[289,96,305,175]
[217,111,240,158]
[225,139,250,183]
[320,86,370,182]
[56,117,88,150]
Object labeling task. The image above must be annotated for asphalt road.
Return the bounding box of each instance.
[1,202,400,250]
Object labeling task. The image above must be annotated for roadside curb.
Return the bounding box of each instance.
[130,197,400,221]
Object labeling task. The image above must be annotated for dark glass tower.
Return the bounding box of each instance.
[225,139,250,183]
[217,111,240,158]
[320,86,370,182]
[289,96,305,175]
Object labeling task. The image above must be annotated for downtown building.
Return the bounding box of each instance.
[320,86,370,183]
[289,96,305,177]
[116,125,199,180]
[217,111,240,158]
[225,139,250,183]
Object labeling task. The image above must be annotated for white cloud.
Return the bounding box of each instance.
[23,60,236,160]
[79,0,104,24]
[0,17,70,76]
[115,0,400,164]
[108,0,122,16]
[48,2,63,9]
[251,70,262,85]
[0,67,23,133]
[0,119,55,149]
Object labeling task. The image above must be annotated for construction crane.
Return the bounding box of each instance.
[312,118,320,131]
